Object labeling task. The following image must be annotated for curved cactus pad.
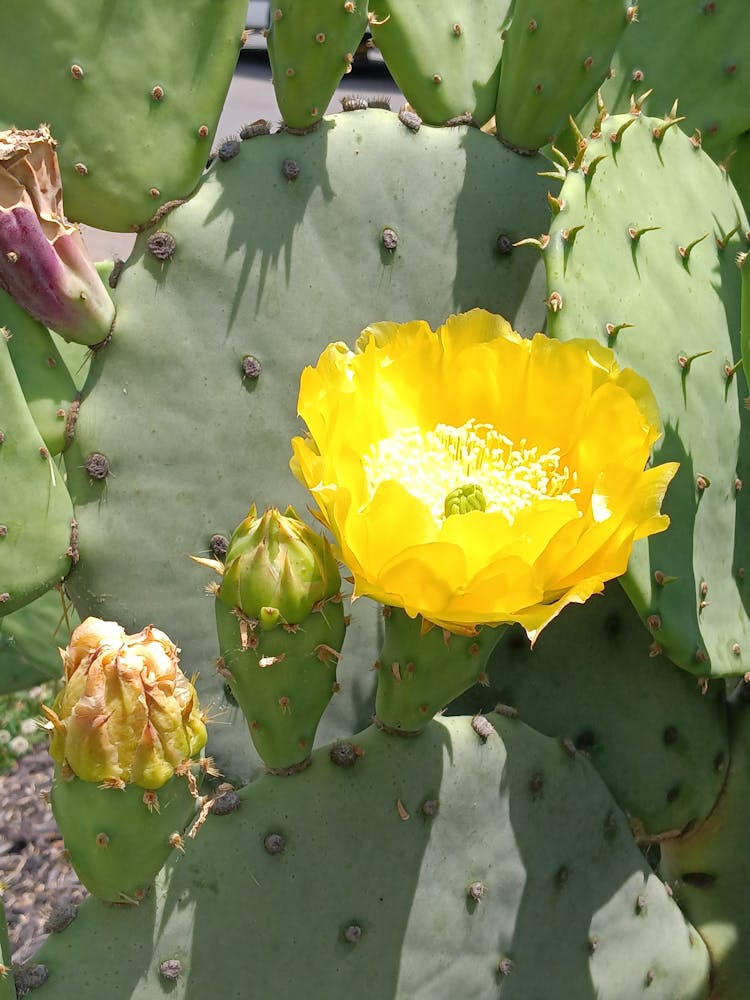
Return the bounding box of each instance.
[62,110,550,784]
[660,696,750,1000]
[0,334,73,617]
[543,111,750,677]
[33,716,710,999]
[449,581,729,839]
[0,0,248,231]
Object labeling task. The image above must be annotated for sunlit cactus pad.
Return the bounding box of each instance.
[0,0,248,231]
[543,110,750,677]
[33,715,710,999]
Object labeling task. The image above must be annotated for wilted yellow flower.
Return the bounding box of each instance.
[291,310,678,640]
[45,618,207,789]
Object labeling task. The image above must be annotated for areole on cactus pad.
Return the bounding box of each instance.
[291,309,679,639]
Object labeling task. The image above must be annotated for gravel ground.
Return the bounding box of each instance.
[0,745,87,967]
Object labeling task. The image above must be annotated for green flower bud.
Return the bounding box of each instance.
[219,506,341,629]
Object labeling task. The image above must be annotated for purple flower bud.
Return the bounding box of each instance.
[0,126,115,345]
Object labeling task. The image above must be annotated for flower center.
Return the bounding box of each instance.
[363,419,578,525]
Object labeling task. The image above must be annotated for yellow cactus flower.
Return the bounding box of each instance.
[291,309,678,640]
[45,618,207,789]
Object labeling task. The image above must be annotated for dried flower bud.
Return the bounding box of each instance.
[45,618,207,789]
[0,126,115,345]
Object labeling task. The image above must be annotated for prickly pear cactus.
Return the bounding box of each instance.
[0,331,73,615]
[32,716,711,999]
[0,589,77,695]
[4,4,750,997]
[369,0,512,127]
[541,109,749,677]
[61,110,549,783]
[0,0,249,230]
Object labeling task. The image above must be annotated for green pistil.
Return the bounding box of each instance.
[444,483,487,518]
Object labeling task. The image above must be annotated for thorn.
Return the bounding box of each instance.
[561,225,584,246]
[610,118,636,144]
[582,154,607,182]
[652,116,686,141]
[678,233,709,264]
[548,146,572,171]
[690,129,703,149]
[628,225,661,242]
[696,474,711,491]
[605,322,634,340]
[716,224,740,249]
[513,234,550,251]
[546,192,566,215]
[678,348,713,370]
[396,798,410,821]
[568,115,585,146]
[654,570,678,586]
[189,554,225,575]
[725,358,743,380]
[546,291,563,312]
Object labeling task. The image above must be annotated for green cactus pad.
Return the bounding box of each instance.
[0,290,78,457]
[374,607,503,733]
[495,0,631,152]
[62,110,550,783]
[33,715,710,998]
[660,695,750,1000]
[587,0,750,160]
[266,0,370,130]
[448,581,729,840]
[542,112,750,677]
[49,766,198,903]
[215,597,346,771]
[0,0,248,231]
[0,896,14,1000]
[0,334,73,617]
[370,0,512,127]
[0,589,78,696]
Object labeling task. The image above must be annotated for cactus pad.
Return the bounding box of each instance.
[370,0,512,127]
[33,715,710,998]
[449,581,729,839]
[0,333,73,616]
[62,110,550,782]
[542,111,750,677]
[0,0,248,231]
